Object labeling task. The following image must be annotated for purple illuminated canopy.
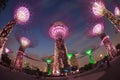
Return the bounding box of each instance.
[114,6,120,16]
[14,6,30,24]
[49,21,69,40]
[92,1,105,17]
[92,23,104,36]
[20,37,30,48]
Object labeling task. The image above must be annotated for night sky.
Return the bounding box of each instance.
[0,0,120,67]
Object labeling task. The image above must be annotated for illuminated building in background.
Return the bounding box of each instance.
[92,1,120,32]
[92,23,117,58]
[14,37,30,71]
[49,21,70,75]
[0,6,30,61]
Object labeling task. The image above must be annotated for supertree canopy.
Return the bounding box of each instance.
[92,1,105,17]
[92,23,104,36]
[114,6,120,16]
[14,6,30,24]
[20,37,30,48]
[49,21,69,40]
[15,27,39,48]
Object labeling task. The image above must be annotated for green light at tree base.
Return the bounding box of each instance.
[46,59,52,64]
[89,55,95,64]
[85,49,95,64]
[67,53,73,60]
[47,68,52,75]
[45,59,52,75]
[85,49,92,55]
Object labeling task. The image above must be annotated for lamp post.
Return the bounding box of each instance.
[49,21,70,75]
[0,6,30,60]
[92,1,120,32]
[14,37,30,71]
[45,58,52,75]
[85,49,95,64]
[92,23,117,58]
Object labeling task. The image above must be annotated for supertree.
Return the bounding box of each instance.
[49,21,70,75]
[14,37,30,71]
[92,23,117,58]
[92,0,120,32]
[14,27,39,71]
[0,6,30,60]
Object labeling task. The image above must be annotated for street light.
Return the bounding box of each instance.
[14,37,30,71]
[99,54,103,59]
[92,1,120,32]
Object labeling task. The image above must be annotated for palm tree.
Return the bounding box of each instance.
[0,0,8,13]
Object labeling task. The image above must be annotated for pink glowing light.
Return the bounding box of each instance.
[49,21,68,39]
[114,6,120,16]
[93,23,104,35]
[5,48,10,53]
[92,1,105,17]
[14,6,30,24]
[20,37,30,47]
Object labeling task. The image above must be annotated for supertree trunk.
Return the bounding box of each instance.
[0,19,16,60]
[53,37,70,75]
[103,9,120,32]
[100,33,117,58]
[14,46,25,71]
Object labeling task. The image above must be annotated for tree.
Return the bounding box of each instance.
[0,0,8,13]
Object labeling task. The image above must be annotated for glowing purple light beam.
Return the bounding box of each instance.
[92,23,104,36]
[92,1,105,17]
[49,21,68,39]
[114,6,120,16]
[14,6,30,24]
